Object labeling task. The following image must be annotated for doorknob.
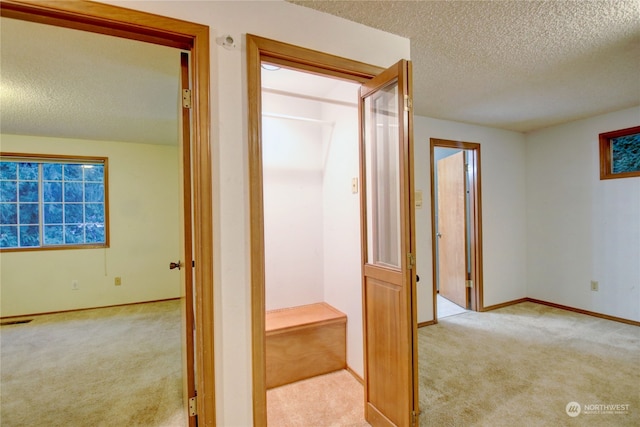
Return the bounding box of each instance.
[437,232,442,238]
[169,260,183,270]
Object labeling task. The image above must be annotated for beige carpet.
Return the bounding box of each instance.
[267,369,370,427]
[0,300,185,427]
[418,301,640,426]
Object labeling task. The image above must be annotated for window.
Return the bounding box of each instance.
[599,126,640,180]
[0,153,108,251]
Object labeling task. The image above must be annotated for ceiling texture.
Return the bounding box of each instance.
[1,17,180,146]
[289,0,640,132]
[1,1,638,146]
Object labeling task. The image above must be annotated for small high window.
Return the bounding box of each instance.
[0,153,108,251]
[599,126,640,180]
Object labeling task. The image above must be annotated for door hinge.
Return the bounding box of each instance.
[182,89,192,109]
[412,410,418,426]
[189,396,197,417]
[466,280,473,288]
[404,95,412,112]
[407,253,415,270]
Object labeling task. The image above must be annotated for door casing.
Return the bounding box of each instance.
[246,34,392,426]
[430,138,484,319]
[0,1,215,425]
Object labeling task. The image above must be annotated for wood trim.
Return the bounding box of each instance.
[472,146,484,311]
[180,51,196,427]
[422,297,640,327]
[481,298,528,312]
[429,138,484,321]
[417,319,437,328]
[248,34,383,83]
[0,152,107,163]
[599,125,640,180]
[0,0,193,49]
[480,297,639,326]
[357,55,370,427]
[246,33,268,427]
[525,298,640,326]
[0,1,214,425]
[0,297,181,320]
[346,366,365,385]
[246,34,383,427]
[405,60,420,427]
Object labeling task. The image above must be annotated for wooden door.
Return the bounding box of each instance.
[178,52,197,427]
[436,151,468,309]
[360,60,418,427]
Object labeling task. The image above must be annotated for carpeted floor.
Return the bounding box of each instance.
[7,300,635,426]
[267,370,369,427]
[418,302,640,426]
[267,302,639,426]
[0,300,185,427]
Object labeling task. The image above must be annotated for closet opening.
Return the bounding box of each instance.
[260,64,365,424]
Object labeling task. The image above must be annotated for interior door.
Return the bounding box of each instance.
[436,151,468,309]
[177,52,197,427]
[360,60,418,427]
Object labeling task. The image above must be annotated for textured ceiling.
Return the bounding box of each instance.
[289,0,640,132]
[1,17,180,146]
[1,2,638,143]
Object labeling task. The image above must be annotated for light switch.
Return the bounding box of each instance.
[415,190,423,208]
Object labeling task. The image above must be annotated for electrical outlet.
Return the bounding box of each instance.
[591,280,599,291]
[115,277,122,286]
[72,280,79,290]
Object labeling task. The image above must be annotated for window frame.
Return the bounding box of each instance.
[0,152,109,252]
[599,126,640,180]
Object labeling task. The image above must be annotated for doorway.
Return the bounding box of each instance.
[0,1,213,424]
[430,138,483,320]
[261,64,363,424]
[248,34,418,427]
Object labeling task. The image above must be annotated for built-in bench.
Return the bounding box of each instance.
[265,302,346,389]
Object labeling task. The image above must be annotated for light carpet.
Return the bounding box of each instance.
[267,369,369,427]
[418,301,639,426]
[0,300,185,427]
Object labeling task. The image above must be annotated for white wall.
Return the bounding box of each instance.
[0,134,181,317]
[263,82,364,377]
[262,94,325,310]
[97,1,411,424]
[526,106,640,322]
[413,117,528,323]
[321,88,363,377]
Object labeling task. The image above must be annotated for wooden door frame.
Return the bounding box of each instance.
[247,34,385,426]
[430,138,484,319]
[0,1,215,425]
